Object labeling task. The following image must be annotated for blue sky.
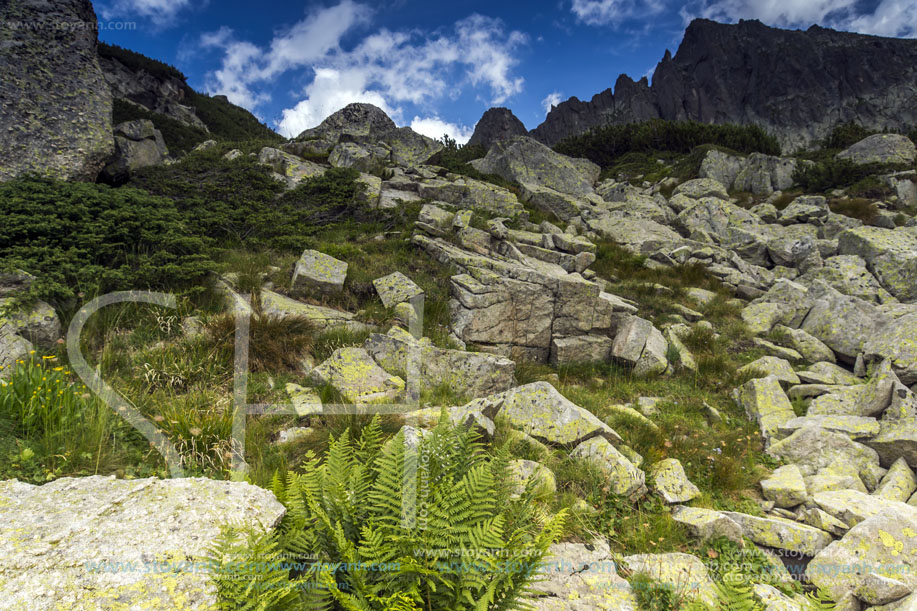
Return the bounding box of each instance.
[95,0,917,142]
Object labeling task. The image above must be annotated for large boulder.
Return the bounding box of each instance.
[571,437,646,501]
[649,458,700,503]
[258,147,325,187]
[380,127,443,167]
[808,507,917,601]
[698,150,799,196]
[531,540,638,610]
[760,464,808,507]
[0,299,62,348]
[798,254,896,304]
[470,136,599,197]
[0,0,113,181]
[309,347,405,404]
[291,249,348,295]
[363,327,515,399]
[670,506,744,544]
[100,120,168,183]
[0,328,32,380]
[837,133,917,166]
[767,425,885,490]
[733,153,800,196]
[837,226,917,302]
[372,272,424,309]
[473,381,623,447]
[0,476,285,611]
[800,281,890,361]
[732,375,796,444]
[863,313,917,384]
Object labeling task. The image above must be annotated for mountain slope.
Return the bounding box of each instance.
[99,42,281,154]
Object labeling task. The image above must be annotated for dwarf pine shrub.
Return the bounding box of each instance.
[554,119,780,167]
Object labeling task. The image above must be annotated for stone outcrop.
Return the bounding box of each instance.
[0,0,113,181]
[364,327,516,398]
[530,19,917,151]
[98,54,207,131]
[100,119,169,183]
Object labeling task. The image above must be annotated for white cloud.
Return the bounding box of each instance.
[410,116,473,144]
[838,0,917,38]
[571,0,665,26]
[541,91,563,115]
[684,0,917,38]
[96,0,195,25]
[201,3,527,137]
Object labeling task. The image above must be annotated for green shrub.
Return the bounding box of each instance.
[792,158,908,192]
[184,90,282,143]
[821,121,876,150]
[554,119,780,168]
[130,156,366,250]
[112,99,210,156]
[0,177,212,307]
[99,42,186,82]
[210,415,566,610]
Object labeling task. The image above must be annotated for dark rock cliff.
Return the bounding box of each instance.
[0,0,113,181]
[529,19,917,151]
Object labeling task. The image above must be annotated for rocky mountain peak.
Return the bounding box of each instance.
[295,102,397,144]
[467,107,528,150]
[531,18,917,151]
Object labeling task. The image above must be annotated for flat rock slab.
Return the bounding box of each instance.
[260,290,365,332]
[721,511,833,556]
[291,249,348,294]
[797,361,862,386]
[493,382,623,447]
[812,489,917,527]
[0,476,285,611]
[531,540,637,610]
[372,271,424,308]
[777,415,880,440]
[310,347,405,404]
[620,553,719,608]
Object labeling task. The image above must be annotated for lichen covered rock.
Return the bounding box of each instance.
[0,476,285,611]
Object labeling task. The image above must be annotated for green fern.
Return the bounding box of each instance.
[710,575,764,611]
[804,589,837,610]
[215,413,565,611]
[207,525,307,611]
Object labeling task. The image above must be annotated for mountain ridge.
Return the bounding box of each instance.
[482,19,917,152]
